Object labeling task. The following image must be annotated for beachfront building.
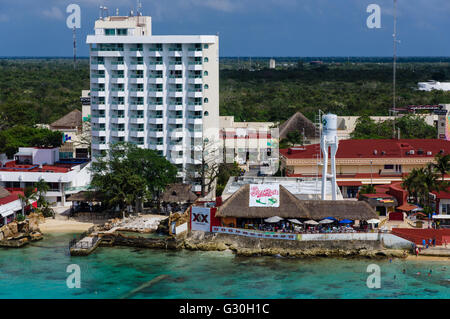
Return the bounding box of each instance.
[216,184,376,229]
[219,116,277,173]
[0,187,36,227]
[0,147,91,207]
[86,14,220,192]
[280,139,450,198]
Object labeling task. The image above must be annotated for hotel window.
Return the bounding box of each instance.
[442,203,450,214]
[204,44,209,49]
[117,28,128,36]
[204,98,209,103]
[384,165,394,170]
[204,71,208,76]
[204,57,209,63]
[105,29,116,36]
[204,111,209,116]
[204,84,209,89]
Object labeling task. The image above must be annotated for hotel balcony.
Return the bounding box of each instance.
[188,129,203,138]
[130,116,145,124]
[148,104,163,111]
[91,103,106,111]
[92,128,106,137]
[188,76,202,84]
[168,50,182,57]
[110,103,126,111]
[149,129,164,138]
[168,104,183,111]
[111,116,126,124]
[148,76,163,84]
[91,64,105,71]
[129,90,145,98]
[187,103,203,112]
[188,62,203,71]
[170,156,184,165]
[148,90,163,98]
[188,91,203,98]
[169,130,184,139]
[168,90,184,98]
[187,49,202,57]
[111,128,126,137]
[91,116,106,124]
[129,104,145,111]
[129,77,145,84]
[90,89,105,97]
[110,90,125,97]
[168,63,183,71]
[168,117,184,125]
[92,143,109,150]
[148,63,163,71]
[110,77,125,84]
[149,118,163,125]
[130,128,145,138]
[148,49,163,57]
[149,143,164,151]
[91,77,105,84]
[91,50,123,57]
[168,76,183,84]
[187,116,203,125]
[169,143,184,152]
[109,63,125,70]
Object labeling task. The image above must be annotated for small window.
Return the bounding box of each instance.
[204,44,209,49]
[204,84,209,89]
[204,71,208,76]
[204,57,209,63]
[204,111,209,116]
[105,29,116,36]
[204,98,209,103]
[384,165,394,170]
[117,29,128,36]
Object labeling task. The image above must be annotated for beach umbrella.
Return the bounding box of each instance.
[319,219,334,224]
[324,217,337,221]
[367,219,381,224]
[264,216,283,223]
[339,219,353,224]
[288,219,302,225]
[304,220,319,225]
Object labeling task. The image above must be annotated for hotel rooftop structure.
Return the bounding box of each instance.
[86,15,219,191]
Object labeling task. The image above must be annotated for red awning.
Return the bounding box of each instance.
[337,181,363,186]
[397,203,418,212]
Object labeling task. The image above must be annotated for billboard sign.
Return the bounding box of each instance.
[249,184,280,207]
[191,206,211,232]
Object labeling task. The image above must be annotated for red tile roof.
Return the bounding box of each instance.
[0,161,73,173]
[281,139,450,159]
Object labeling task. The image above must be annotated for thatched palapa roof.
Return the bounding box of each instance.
[50,109,82,130]
[217,184,311,219]
[67,191,105,202]
[217,184,378,220]
[161,184,198,204]
[279,112,317,140]
[0,187,11,199]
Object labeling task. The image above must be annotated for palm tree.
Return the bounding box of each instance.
[403,165,442,209]
[35,178,49,207]
[358,184,376,196]
[432,153,450,182]
[18,186,37,216]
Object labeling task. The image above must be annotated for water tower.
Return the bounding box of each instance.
[321,113,339,200]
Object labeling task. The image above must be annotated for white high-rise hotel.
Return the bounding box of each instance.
[87,15,219,191]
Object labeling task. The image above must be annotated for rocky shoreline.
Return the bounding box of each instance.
[181,231,409,259]
[0,213,44,248]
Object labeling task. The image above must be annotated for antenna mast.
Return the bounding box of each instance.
[392,0,398,138]
[73,27,77,69]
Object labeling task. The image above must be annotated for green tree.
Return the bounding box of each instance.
[358,184,376,196]
[18,186,37,216]
[90,142,177,213]
[432,153,450,182]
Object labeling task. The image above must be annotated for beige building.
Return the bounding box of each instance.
[281,139,450,198]
[219,116,276,169]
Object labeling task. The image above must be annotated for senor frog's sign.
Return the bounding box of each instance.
[249,184,280,207]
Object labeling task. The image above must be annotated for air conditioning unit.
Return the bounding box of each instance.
[373,150,378,155]
[427,151,432,156]
[410,150,415,155]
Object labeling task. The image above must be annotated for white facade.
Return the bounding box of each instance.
[86,15,220,191]
[0,148,91,207]
[418,81,450,92]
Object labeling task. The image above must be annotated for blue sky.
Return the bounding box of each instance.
[0,0,449,57]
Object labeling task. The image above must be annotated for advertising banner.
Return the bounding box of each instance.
[191,206,211,232]
[212,226,297,241]
[249,184,280,207]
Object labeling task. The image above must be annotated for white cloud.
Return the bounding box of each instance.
[41,6,64,20]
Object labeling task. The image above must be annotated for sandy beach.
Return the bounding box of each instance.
[39,218,94,234]
[406,254,450,262]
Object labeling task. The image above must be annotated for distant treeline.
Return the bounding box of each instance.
[221,56,450,63]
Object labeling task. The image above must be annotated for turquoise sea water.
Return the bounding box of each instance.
[0,233,448,299]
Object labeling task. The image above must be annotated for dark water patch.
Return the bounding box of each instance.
[222,279,235,286]
[326,283,342,289]
[283,287,315,296]
[423,288,439,294]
